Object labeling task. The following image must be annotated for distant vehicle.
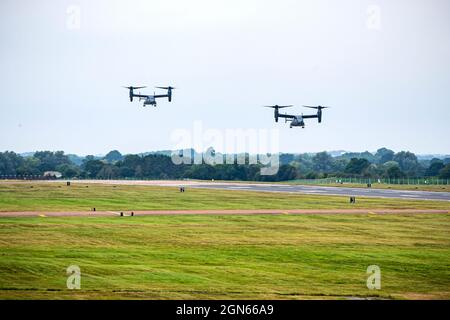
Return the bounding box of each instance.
[264,105,330,128]
[123,86,176,107]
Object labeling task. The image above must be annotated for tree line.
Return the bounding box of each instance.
[1,148,450,181]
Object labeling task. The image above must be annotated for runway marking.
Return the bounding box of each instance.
[190,185,450,201]
[38,214,47,217]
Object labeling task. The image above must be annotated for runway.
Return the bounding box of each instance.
[187,182,450,201]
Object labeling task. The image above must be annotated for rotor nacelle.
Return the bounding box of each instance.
[156,86,176,102]
[123,86,146,102]
[264,105,293,123]
[303,105,330,123]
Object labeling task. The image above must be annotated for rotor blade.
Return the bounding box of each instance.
[155,86,176,90]
[303,105,331,109]
[123,86,146,89]
[278,105,293,108]
[263,105,293,109]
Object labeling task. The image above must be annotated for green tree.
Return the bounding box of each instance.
[305,171,318,179]
[134,165,143,178]
[104,150,123,163]
[425,158,444,177]
[279,154,295,165]
[82,159,105,178]
[331,159,349,173]
[381,161,404,178]
[338,151,375,163]
[122,154,142,169]
[17,157,41,176]
[393,151,420,176]
[386,165,405,178]
[439,164,450,179]
[365,164,381,178]
[0,152,24,175]
[259,165,298,182]
[97,165,120,179]
[312,152,334,173]
[375,148,395,164]
[344,158,370,175]
[34,151,71,172]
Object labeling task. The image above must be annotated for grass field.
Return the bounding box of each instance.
[0,214,449,299]
[0,182,449,300]
[0,182,449,212]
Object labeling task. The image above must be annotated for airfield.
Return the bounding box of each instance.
[72,179,450,201]
[0,180,449,299]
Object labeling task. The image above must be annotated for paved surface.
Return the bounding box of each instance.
[1,209,448,217]
[76,179,450,201]
[186,182,450,201]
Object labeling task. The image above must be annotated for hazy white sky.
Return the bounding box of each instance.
[1,0,449,155]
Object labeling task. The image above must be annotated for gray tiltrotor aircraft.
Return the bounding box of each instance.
[264,105,329,128]
[124,86,175,107]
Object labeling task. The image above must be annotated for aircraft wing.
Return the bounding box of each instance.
[132,93,150,98]
[153,94,168,98]
[277,114,295,119]
[302,114,318,119]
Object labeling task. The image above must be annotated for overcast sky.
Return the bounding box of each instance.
[1,0,449,155]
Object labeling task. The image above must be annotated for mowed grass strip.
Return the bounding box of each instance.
[0,214,449,299]
[0,183,449,212]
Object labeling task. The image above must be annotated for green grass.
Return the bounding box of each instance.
[0,182,449,212]
[1,182,449,299]
[0,214,449,299]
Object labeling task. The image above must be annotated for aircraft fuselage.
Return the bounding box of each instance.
[290,116,305,128]
[143,96,156,106]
